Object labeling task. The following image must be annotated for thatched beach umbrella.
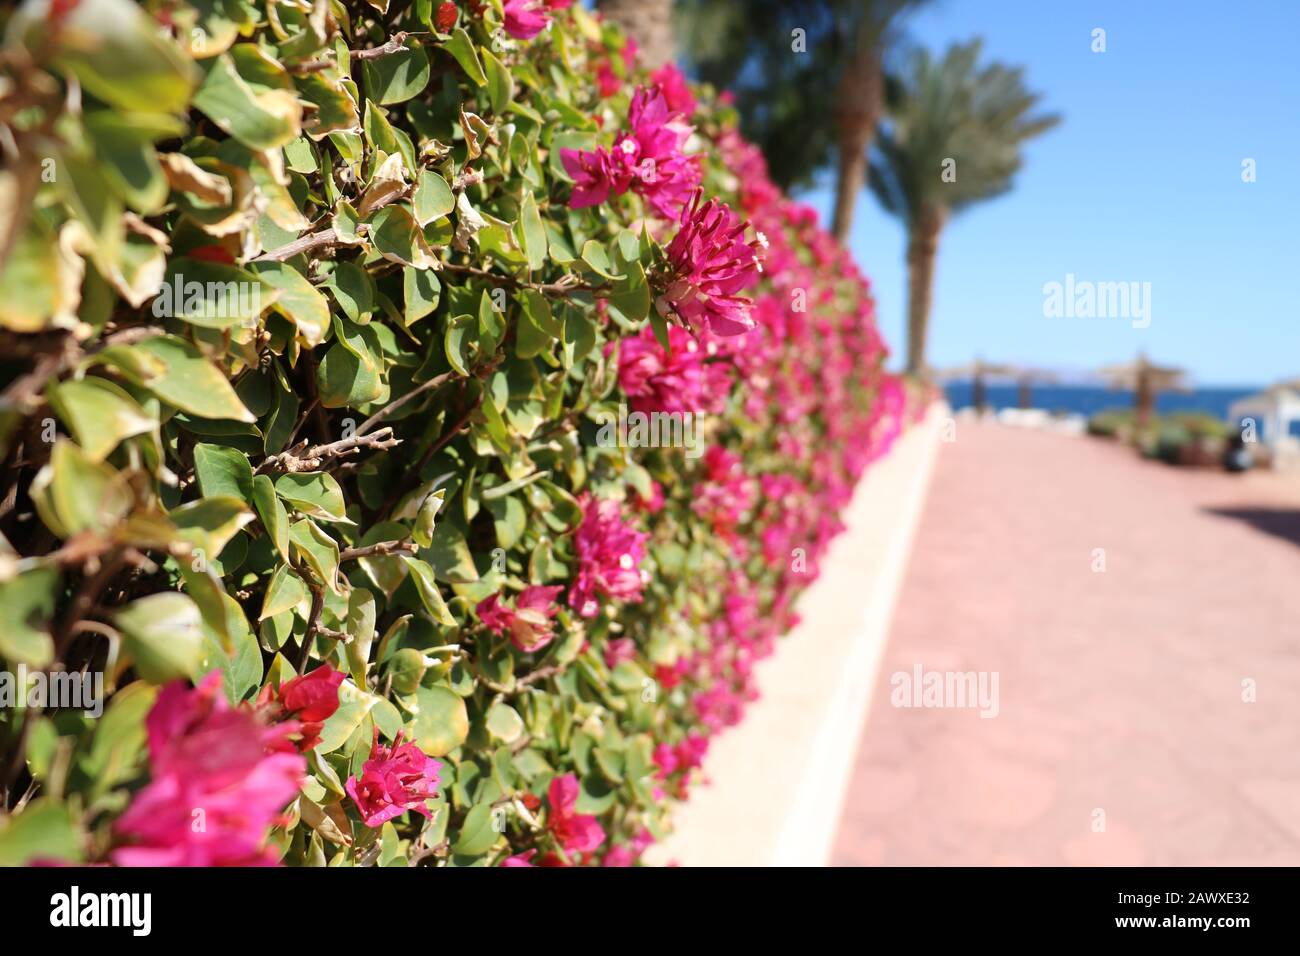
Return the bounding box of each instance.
[1097,353,1189,427]
[937,359,1016,411]
[1008,366,1059,409]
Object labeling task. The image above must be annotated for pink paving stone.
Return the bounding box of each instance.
[833,420,1300,867]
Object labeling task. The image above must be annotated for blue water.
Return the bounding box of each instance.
[943,383,1258,420]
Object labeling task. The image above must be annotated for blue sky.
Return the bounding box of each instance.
[798,0,1300,387]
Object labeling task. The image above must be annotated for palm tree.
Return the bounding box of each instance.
[937,358,1014,411]
[1012,367,1058,409]
[869,40,1059,374]
[1097,353,1189,428]
[599,0,677,70]
[676,0,925,241]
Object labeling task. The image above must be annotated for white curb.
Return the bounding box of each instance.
[646,402,948,867]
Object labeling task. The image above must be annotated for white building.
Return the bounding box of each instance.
[1227,386,1300,466]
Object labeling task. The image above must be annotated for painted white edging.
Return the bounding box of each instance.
[645,403,947,867]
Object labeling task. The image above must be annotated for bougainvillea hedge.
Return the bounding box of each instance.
[0,0,911,867]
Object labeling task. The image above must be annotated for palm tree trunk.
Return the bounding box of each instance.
[597,0,677,71]
[830,50,883,244]
[1135,371,1154,428]
[905,209,943,375]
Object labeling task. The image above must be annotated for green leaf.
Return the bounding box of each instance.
[35,0,197,115]
[83,111,170,214]
[114,592,206,684]
[252,474,291,561]
[362,37,430,104]
[194,442,254,501]
[412,169,455,226]
[47,377,154,462]
[481,47,513,114]
[605,259,650,326]
[402,556,456,625]
[515,290,561,359]
[128,335,255,423]
[42,440,132,536]
[314,678,380,754]
[275,472,351,523]
[403,266,441,326]
[486,702,524,744]
[0,799,83,867]
[421,521,479,583]
[169,496,255,557]
[580,239,624,279]
[197,593,263,702]
[248,261,330,347]
[260,564,308,620]
[452,802,498,856]
[517,191,548,272]
[296,73,361,140]
[193,52,301,150]
[444,313,473,376]
[82,682,156,796]
[444,27,487,86]
[409,685,469,757]
[0,567,59,668]
[412,488,446,548]
[326,261,376,321]
[289,519,342,593]
[369,205,439,269]
[155,257,270,329]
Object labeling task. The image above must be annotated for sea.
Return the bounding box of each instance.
[942,383,1259,420]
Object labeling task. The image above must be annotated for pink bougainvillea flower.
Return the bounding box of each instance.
[547,773,605,854]
[562,86,699,218]
[619,86,701,217]
[621,35,639,69]
[501,849,538,867]
[613,323,733,417]
[633,479,665,514]
[346,729,442,828]
[568,494,649,618]
[275,664,345,752]
[112,673,305,867]
[434,0,458,32]
[692,445,757,538]
[595,59,620,97]
[502,0,549,38]
[603,845,636,867]
[560,145,626,209]
[651,62,697,115]
[657,190,764,336]
[603,637,637,669]
[278,665,345,722]
[475,585,564,653]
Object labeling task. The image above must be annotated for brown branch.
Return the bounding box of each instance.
[353,31,417,61]
[438,262,605,298]
[254,227,341,263]
[516,665,562,689]
[355,370,456,436]
[296,583,326,672]
[338,539,417,562]
[50,549,128,661]
[255,427,402,475]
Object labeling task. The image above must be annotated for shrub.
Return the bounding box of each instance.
[1086,408,1134,439]
[0,0,907,866]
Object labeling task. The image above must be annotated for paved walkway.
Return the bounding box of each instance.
[833,420,1300,866]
